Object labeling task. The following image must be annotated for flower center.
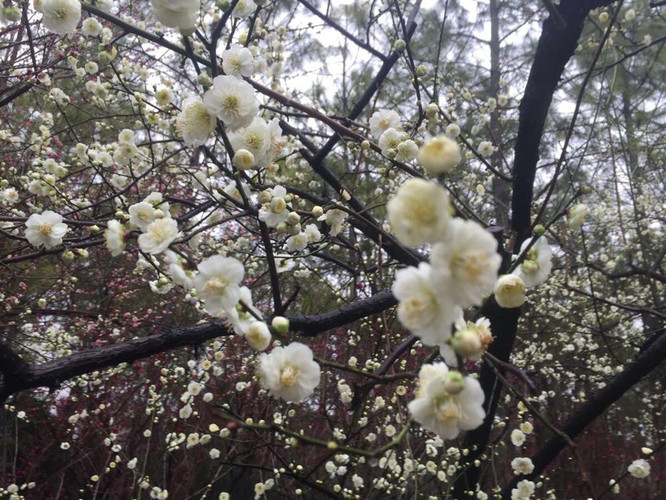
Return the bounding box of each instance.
[435,398,462,426]
[280,365,299,386]
[204,277,229,296]
[452,251,488,280]
[245,133,261,149]
[39,223,53,236]
[222,94,240,114]
[410,199,437,225]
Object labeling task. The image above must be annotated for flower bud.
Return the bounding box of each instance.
[494,274,526,308]
[393,39,406,52]
[232,149,255,170]
[452,329,482,359]
[245,322,271,351]
[286,212,300,226]
[444,371,465,395]
[61,250,74,263]
[312,206,324,218]
[533,224,546,236]
[271,316,290,334]
[270,197,286,214]
[258,190,272,204]
[425,102,439,119]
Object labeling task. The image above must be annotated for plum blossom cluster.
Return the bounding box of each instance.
[386,176,504,438]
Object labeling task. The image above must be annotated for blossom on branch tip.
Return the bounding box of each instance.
[386,178,451,247]
[408,363,485,440]
[418,136,461,175]
[429,219,501,308]
[137,217,181,255]
[193,255,245,316]
[392,263,461,346]
[25,210,67,249]
[203,75,259,130]
[41,0,81,35]
[257,342,320,402]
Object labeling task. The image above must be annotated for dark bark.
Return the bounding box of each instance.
[0,291,398,400]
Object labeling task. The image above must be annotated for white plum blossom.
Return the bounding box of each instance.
[286,232,308,252]
[318,208,347,236]
[203,75,259,130]
[245,321,272,351]
[304,223,321,243]
[378,128,403,156]
[511,429,526,446]
[628,458,650,478]
[567,203,588,230]
[176,97,216,147]
[407,363,485,440]
[445,123,461,137]
[512,236,552,288]
[105,220,126,256]
[392,263,462,346]
[429,219,502,308]
[25,210,67,249]
[2,187,19,205]
[231,0,257,17]
[511,457,535,475]
[193,255,245,316]
[494,274,526,308]
[386,178,451,246]
[258,186,289,227]
[395,139,418,163]
[478,140,495,157]
[418,136,461,175]
[229,117,271,167]
[222,44,254,78]
[80,17,102,37]
[150,0,200,33]
[257,342,321,402]
[129,202,157,231]
[369,109,401,138]
[41,0,81,35]
[511,479,535,499]
[137,218,181,255]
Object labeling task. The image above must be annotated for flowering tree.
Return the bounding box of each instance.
[0,0,665,498]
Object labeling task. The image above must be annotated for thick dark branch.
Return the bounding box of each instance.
[0,322,232,400]
[511,0,610,246]
[1,291,398,398]
[501,326,666,499]
[288,290,397,336]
